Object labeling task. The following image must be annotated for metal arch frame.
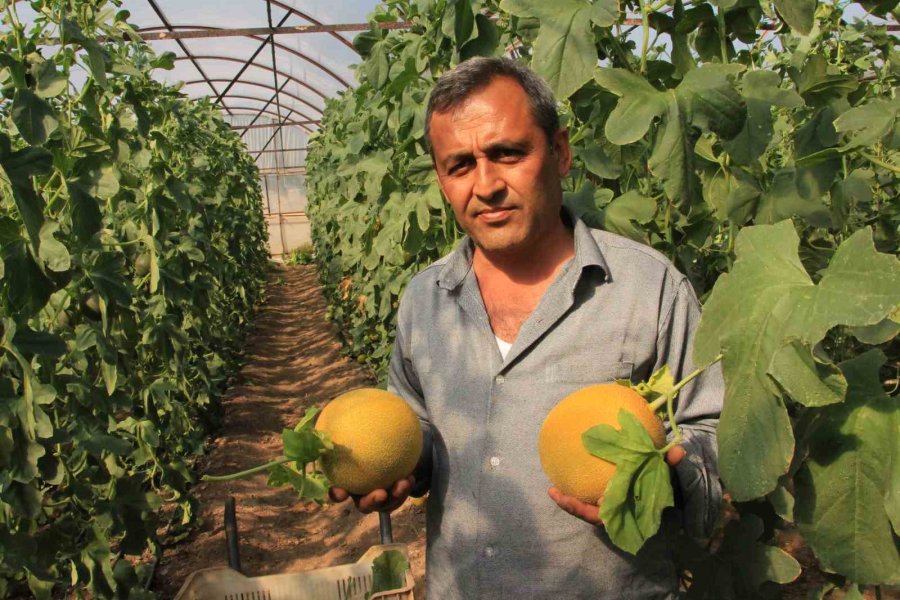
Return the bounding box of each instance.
[265,0,355,51]
[145,0,231,115]
[181,79,320,119]
[218,97,313,125]
[220,99,301,120]
[137,25,351,89]
[221,105,309,125]
[239,77,292,139]
[172,55,327,104]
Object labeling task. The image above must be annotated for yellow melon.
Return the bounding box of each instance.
[538,383,666,504]
[315,387,423,495]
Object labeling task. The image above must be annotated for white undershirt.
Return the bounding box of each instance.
[495,335,513,360]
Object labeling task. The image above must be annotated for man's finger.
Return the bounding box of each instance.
[329,487,349,503]
[390,475,414,499]
[358,488,389,513]
[548,487,603,525]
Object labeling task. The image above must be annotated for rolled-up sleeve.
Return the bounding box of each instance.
[655,276,724,538]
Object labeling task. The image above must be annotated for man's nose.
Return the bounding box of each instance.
[472,160,505,202]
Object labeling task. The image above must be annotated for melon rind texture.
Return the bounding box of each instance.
[315,388,423,495]
[539,383,666,504]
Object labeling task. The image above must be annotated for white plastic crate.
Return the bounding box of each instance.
[173,544,415,600]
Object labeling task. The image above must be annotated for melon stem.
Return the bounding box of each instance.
[649,353,724,453]
[201,457,293,481]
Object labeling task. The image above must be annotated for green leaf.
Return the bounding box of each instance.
[767,482,795,521]
[697,223,900,500]
[67,182,103,243]
[38,221,71,273]
[677,64,747,140]
[32,59,67,99]
[576,140,622,179]
[768,339,847,407]
[718,514,802,589]
[81,161,120,198]
[774,0,817,36]
[600,190,656,242]
[11,89,59,146]
[0,54,27,88]
[11,327,66,358]
[460,13,500,59]
[366,42,390,89]
[670,0,695,75]
[453,0,475,48]
[2,242,55,317]
[562,182,607,228]
[648,92,695,203]
[833,99,898,150]
[585,410,673,555]
[282,428,329,463]
[851,315,899,345]
[724,70,804,165]
[100,359,117,396]
[594,68,666,144]
[756,169,831,228]
[1,481,44,520]
[797,55,858,103]
[267,464,328,502]
[0,134,52,251]
[779,227,900,343]
[694,222,810,499]
[794,350,900,585]
[292,406,320,433]
[501,0,615,98]
[583,424,652,464]
[370,549,410,594]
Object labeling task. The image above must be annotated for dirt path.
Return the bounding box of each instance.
[152,264,426,599]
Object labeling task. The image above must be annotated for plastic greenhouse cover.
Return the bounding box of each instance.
[15,0,383,170]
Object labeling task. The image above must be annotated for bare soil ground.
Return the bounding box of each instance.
[151,264,426,599]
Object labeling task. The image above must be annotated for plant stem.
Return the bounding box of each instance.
[716,6,729,63]
[640,1,650,74]
[860,151,900,174]
[648,353,725,414]
[200,457,292,481]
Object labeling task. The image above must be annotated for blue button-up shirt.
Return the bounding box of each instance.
[388,213,724,599]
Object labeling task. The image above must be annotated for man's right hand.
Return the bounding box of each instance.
[328,475,415,514]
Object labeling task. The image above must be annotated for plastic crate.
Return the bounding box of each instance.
[173,543,415,600]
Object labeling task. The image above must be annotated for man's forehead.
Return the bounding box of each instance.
[433,77,531,119]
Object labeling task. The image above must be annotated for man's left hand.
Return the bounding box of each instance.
[548,444,687,526]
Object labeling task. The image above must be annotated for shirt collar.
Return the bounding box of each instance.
[436,207,610,290]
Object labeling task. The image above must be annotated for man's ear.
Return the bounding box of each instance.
[553,128,572,177]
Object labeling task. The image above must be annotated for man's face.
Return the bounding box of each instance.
[429,76,571,256]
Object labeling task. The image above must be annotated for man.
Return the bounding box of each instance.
[330,57,723,599]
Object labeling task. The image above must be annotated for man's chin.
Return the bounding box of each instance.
[471,233,530,257]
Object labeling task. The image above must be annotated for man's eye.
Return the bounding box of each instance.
[448,159,472,174]
[496,148,523,160]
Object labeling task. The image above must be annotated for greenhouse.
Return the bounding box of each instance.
[0,1,898,599]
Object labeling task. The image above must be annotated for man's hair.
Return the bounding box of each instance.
[424,56,560,151]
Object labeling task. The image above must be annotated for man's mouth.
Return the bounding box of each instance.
[477,207,514,223]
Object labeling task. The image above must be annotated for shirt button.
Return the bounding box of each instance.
[495,375,505,384]
[490,456,501,467]
[485,545,496,557]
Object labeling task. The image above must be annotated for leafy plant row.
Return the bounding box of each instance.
[306,0,899,596]
[0,1,269,597]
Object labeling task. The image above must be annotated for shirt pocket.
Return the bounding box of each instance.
[545,357,633,384]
